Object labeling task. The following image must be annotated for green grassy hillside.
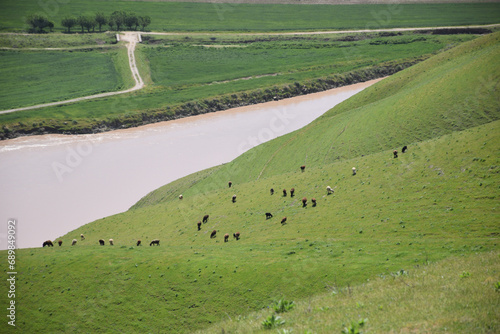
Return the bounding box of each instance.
[197,251,499,333]
[1,31,498,333]
[1,1,499,33]
[135,31,499,206]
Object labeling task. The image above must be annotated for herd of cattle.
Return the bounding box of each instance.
[43,147,407,249]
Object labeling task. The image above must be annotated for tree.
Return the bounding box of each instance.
[107,17,115,31]
[110,11,126,31]
[94,12,107,32]
[26,13,50,33]
[124,13,138,30]
[47,21,54,32]
[138,16,151,31]
[61,17,76,33]
[77,15,87,33]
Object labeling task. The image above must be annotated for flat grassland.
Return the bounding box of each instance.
[0,1,499,32]
[0,32,477,136]
[0,47,132,110]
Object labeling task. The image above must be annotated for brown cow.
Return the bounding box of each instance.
[224,233,229,242]
[150,239,160,246]
[283,189,287,197]
[290,188,295,197]
[42,240,53,247]
[233,232,240,240]
[203,215,209,223]
[270,188,274,195]
[137,240,142,246]
[228,181,232,188]
[210,230,217,238]
[393,150,398,158]
[57,240,63,246]
[302,197,307,207]
[197,221,202,231]
[99,239,105,246]
[312,198,317,207]
[300,165,306,172]
[281,217,287,225]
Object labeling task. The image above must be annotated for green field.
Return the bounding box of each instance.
[0,47,132,110]
[1,32,498,333]
[0,1,499,32]
[0,32,477,136]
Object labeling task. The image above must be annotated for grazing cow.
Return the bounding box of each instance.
[232,194,237,203]
[270,188,274,195]
[228,181,232,188]
[402,145,408,153]
[210,230,217,238]
[352,167,357,176]
[224,233,229,242]
[302,197,307,207]
[57,240,63,246]
[281,217,287,225]
[233,232,240,240]
[203,215,209,223]
[327,186,334,194]
[109,239,114,246]
[137,240,142,246]
[290,188,295,197]
[283,189,287,197]
[99,239,105,246]
[42,240,53,247]
[300,165,306,172]
[393,150,398,158]
[150,239,160,246]
[312,198,317,207]
[197,221,202,231]
[179,194,183,200]
[265,212,273,219]
[72,239,77,246]
[81,234,85,241]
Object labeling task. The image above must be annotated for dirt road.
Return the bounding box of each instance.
[0,32,144,115]
[1,24,497,115]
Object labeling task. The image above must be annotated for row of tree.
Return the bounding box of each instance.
[26,12,152,34]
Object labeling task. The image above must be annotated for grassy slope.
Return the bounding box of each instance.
[1,32,498,333]
[3,118,498,333]
[0,47,132,110]
[1,1,499,32]
[197,251,500,333]
[134,31,499,204]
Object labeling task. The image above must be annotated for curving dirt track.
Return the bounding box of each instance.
[1,24,498,115]
[0,32,144,115]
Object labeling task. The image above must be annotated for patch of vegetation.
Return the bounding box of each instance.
[0,1,499,32]
[0,47,132,110]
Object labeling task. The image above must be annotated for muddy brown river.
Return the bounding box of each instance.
[0,79,381,249]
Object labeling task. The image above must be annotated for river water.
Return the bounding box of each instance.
[0,79,381,249]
